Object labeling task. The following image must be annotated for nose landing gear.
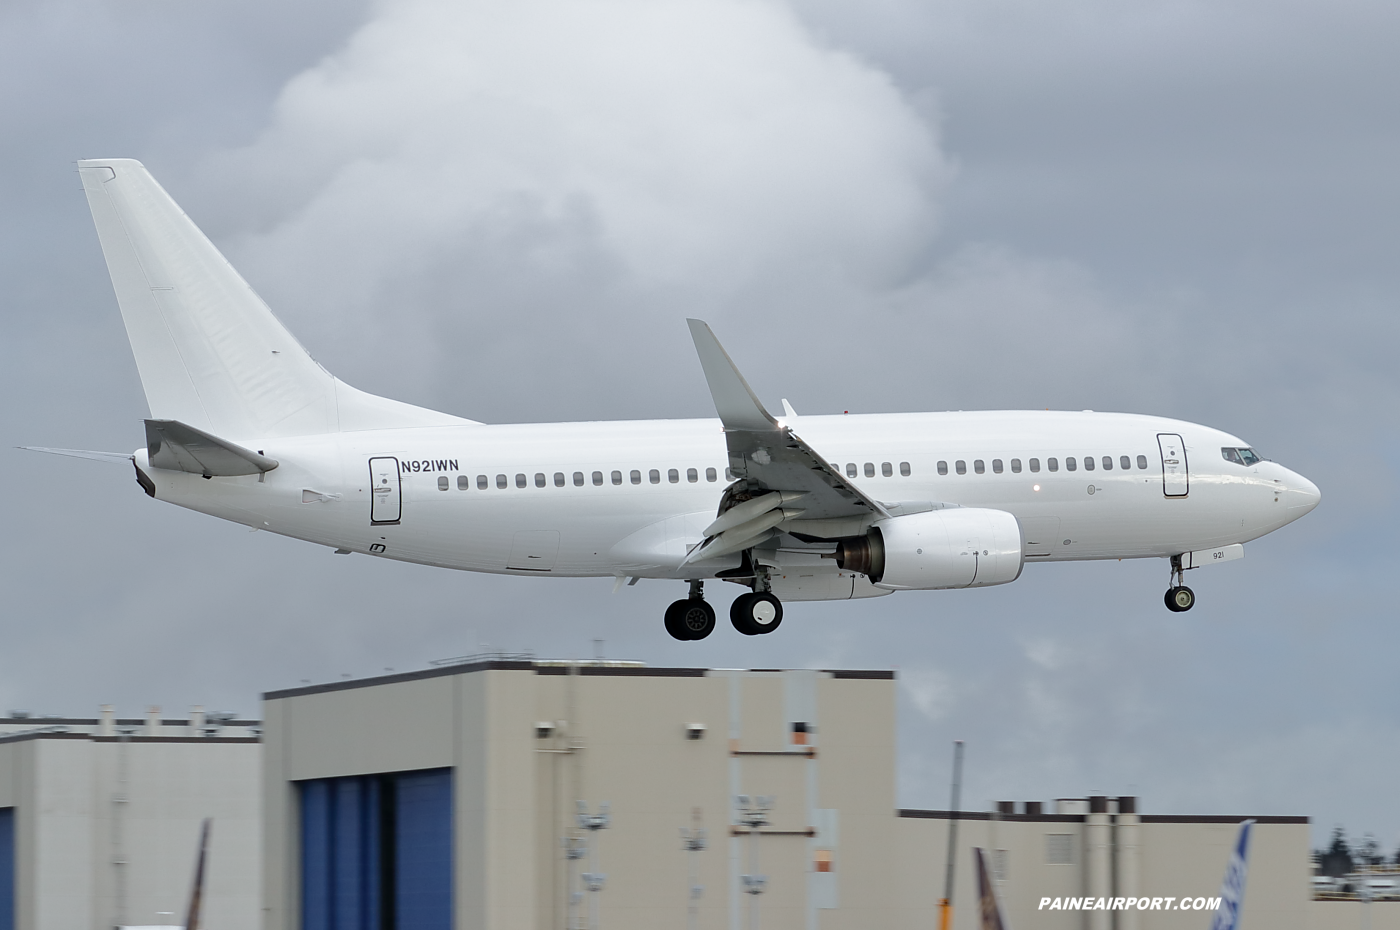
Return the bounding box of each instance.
[1164,556,1196,612]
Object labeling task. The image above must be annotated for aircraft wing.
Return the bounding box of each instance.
[687,319,888,523]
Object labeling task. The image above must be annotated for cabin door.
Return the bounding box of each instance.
[1157,434,1189,498]
[369,457,402,524]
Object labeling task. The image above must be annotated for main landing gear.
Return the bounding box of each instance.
[1164,556,1196,612]
[664,576,786,640]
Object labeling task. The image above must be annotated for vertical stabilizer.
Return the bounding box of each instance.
[78,159,472,440]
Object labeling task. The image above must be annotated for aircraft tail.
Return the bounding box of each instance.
[77,159,474,441]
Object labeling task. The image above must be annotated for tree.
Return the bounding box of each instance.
[1318,827,1354,877]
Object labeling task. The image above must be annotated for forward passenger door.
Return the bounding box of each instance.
[1157,434,1189,497]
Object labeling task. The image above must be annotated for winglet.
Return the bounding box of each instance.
[686,320,779,432]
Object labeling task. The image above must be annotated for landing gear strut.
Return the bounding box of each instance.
[665,580,716,640]
[1164,556,1196,612]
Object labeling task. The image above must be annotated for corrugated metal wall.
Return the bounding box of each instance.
[300,770,451,930]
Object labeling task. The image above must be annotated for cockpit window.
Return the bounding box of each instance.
[1222,447,1264,466]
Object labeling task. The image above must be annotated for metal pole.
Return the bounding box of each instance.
[939,740,965,930]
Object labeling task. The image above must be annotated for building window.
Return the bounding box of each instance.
[706,467,718,482]
[1137,455,1148,469]
[1045,834,1074,865]
[631,470,642,485]
[300,769,453,930]
[687,468,698,483]
[900,462,911,476]
[457,475,469,490]
[956,460,967,475]
[937,461,948,476]
[437,476,449,491]
[974,459,985,475]
[612,470,623,486]
[516,473,527,488]
[882,462,893,477]
[650,469,661,485]
[535,473,546,488]
[555,472,566,487]
[573,472,585,487]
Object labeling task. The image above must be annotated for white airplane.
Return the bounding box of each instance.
[38,159,1320,641]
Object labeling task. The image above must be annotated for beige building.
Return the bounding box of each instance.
[0,708,260,930]
[262,659,1376,930]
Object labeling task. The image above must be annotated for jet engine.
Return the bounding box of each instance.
[834,508,1024,590]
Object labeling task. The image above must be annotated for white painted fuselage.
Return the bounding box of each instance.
[142,409,1319,582]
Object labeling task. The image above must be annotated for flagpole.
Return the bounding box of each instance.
[939,740,965,930]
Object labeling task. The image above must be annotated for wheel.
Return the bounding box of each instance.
[666,598,715,640]
[1168,585,1195,612]
[731,592,783,635]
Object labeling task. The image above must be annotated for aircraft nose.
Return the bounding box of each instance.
[1284,472,1321,516]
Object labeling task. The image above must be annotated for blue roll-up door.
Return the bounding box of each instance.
[0,807,14,930]
[395,770,453,930]
[299,770,450,930]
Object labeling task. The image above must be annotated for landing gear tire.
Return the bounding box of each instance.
[1164,585,1195,612]
[665,598,716,640]
[730,592,783,636]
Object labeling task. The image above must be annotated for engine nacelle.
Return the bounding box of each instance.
[834,508,1024,591]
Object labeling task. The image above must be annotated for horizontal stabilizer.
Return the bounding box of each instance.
[687,319,779,432]
[19,446,133,464]
[145,419,278,476]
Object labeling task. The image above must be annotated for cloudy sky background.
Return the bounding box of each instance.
[3,0,1397,849]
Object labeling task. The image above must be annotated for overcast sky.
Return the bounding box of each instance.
[3,0,1397,850]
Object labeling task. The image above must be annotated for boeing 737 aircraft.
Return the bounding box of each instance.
[36,159,1320,641]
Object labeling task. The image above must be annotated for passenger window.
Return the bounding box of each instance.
[535,473,546,488]
[1136,455,1148,469]
[496,474,507,489]
[1120,456,1131,470]
[956,460,967,475]
[555,472,566,487]
[687,467,698,483]
[631,470,642,485]
[516,473,527,488]
[937,461,948,476]
[650,469,661,484]
[1083,456,1094,471]
[706,467,717,482]
[1101,456,1111,470]
[899,462,911,476]
[974,459,985,474]
[1047,458,1059,472]
[612,470,623,486]
[1010,458,1022,473]
[592,471,603,486]
[1065,457,1077,471]
[1029,458,1040,473]
[573,472,585,487]
[478,475,488,490]
[437,476,449,491]
[457,475,469,490]
[882,462,892,477]
[992,459,1003,474]
[860,463,871,477]
[846,463,857,478]
[666,468,678,483]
